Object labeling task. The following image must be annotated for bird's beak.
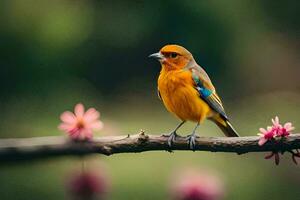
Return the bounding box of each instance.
[149,52,164,61]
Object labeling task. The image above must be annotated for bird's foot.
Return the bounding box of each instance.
[163,131,178,147]
[186,133,198,150]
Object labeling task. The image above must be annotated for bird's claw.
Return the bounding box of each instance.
[164,132,178,147]
[186,134,198,150]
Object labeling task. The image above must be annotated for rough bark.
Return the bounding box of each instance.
[0,131,299,162]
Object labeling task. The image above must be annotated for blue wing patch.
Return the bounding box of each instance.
[192,74,228,120]
[197,86,212,98]
[192,74,212,97]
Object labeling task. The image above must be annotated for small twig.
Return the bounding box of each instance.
[288,149,300,164]
[0,133,300,162]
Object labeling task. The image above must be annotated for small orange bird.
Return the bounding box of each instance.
[149,44,239,149]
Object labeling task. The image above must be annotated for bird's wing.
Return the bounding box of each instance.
[187,62,228,120]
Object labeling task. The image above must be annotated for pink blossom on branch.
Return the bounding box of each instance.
[257,127,275,146]
[58,103,103,141]
[278,122,294,137]
[257,116,294,146]
[258,116,296,165]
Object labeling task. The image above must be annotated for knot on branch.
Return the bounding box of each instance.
[99,145,113,156]
[137,130,149,144]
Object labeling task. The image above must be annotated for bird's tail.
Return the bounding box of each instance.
[212,115,239,137]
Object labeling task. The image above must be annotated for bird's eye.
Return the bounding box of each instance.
[170,53,178,58]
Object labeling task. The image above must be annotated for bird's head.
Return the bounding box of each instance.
[149,44,193,71]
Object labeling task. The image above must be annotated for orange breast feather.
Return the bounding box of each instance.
[158,70,211,122]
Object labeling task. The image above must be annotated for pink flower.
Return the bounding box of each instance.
[258,116,296,165]
[257,116,294,146]
[258,126,275,146]
[278,122,294,137]
[59,103,103,140]
[67,171,108,200]
[170,169,224,200]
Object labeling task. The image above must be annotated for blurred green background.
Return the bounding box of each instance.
[0,0,299,199]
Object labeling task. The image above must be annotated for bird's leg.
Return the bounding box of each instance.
[163,121,186,147]
[187,122,200,150]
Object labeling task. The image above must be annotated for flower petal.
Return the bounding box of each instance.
[58,123,74,132]
[60,111,76,124]
[275,116,279,123]
[82,129,93,140]
[90,121,104,130]
[267,126,273,131]
[284,122,292,128]
[284,123,295,132]
[258,138,267,146]
[259,128,267,134]
[70,129,81,140]
[272,116,280,126]
[84,108,100,123]
[75,103,85,117]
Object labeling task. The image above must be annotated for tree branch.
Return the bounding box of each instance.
[0,131,300,162]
